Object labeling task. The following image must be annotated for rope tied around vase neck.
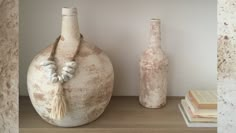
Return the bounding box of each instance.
[48,34,83,61]
[41,34,83,120]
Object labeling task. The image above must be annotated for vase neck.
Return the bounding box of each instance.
[57,8,81,60]
[60,7,80,42]
[149,19,161,49]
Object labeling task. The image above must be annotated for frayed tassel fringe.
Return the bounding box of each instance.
[50,83,67,120]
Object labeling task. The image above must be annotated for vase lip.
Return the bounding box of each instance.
[151,18,160,21]
[62,7,77,16]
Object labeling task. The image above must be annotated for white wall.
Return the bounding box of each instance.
[19,0,217,96]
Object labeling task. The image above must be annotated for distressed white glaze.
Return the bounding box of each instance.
[139,19,168,108]
[27,8,114,127]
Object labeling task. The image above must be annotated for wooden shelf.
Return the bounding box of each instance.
[20,96,216,133]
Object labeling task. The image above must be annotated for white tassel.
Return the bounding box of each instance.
[50,83,67,120]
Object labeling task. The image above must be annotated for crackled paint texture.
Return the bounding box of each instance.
[0,0,18,133]
[27,8,114,127]
[139,19,168,108]
[218,0,236,132]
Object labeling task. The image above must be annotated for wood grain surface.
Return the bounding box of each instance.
[20,96,216,133]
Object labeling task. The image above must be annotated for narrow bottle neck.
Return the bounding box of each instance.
[149,19,161,49]
[57,8,81,60]
[61,15,80,42]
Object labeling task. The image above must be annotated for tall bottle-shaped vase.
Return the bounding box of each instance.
[139,19,168,108]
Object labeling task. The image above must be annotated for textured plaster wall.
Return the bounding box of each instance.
[218,0,236,132]
[0,0,19,133]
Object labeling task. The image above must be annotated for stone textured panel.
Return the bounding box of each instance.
[0,0,18,133]
[218,0,236,132]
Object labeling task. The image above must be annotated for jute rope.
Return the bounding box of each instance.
[48,34,83,120]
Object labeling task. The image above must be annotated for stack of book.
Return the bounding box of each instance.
[179,89,217,127]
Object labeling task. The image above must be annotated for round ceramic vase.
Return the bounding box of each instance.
[27,8,114,127]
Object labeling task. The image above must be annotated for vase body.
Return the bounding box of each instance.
[27,8,114,127]
[139,19,168,108]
